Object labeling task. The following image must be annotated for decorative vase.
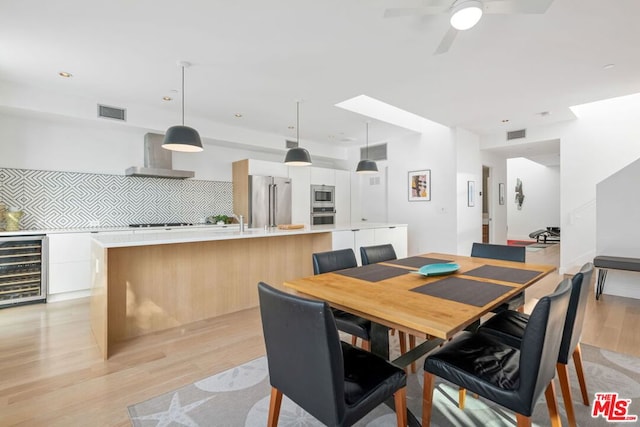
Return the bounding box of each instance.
[5,210,24,231]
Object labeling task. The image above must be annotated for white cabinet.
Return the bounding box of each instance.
[48,232,93,297]
[331,228,374,265]
[288,166,311,224]
[334,170,351,225]
[374,226,408,258]
[248,159,289,177]
[310,167,335,186]
[332,226,406,265]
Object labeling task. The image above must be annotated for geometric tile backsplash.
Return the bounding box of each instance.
[0,168,233,230]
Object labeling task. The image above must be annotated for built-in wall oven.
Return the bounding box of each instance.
[310,184,336,226]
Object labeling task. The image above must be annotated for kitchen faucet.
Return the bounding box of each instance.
[232,213,245,232]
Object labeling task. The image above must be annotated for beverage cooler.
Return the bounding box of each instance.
[0,235,47,308]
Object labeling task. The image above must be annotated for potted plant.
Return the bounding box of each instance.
[210,214,231,225]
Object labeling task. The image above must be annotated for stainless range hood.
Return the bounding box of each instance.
[125,133,195,179]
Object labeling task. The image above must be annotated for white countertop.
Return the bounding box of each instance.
[91,222,407,248]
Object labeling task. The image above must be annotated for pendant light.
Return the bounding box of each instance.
[356,122,378,174]
[284,101,312,166]
[162,61,203,152]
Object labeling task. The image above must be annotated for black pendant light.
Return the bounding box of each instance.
[162,61,203,153]
[284,101,312,166]
[356,122,378,174]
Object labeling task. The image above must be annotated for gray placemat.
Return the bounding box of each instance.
[335,263,410,282]
[384,256,454,269]
[463,265,543,284]
[410,277,514,307]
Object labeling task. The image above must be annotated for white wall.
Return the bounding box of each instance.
[0,108,345,182]
[455,128,482,255]
[506,157,560,241]
[595,157,640,299]
[481,92,640,273]
[353,124,458,256]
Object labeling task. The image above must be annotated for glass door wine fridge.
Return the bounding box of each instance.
[0,235,47,308]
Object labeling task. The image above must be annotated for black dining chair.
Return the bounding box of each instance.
[477,262,594,427]
[360,243,416,372]
[471,242,526,312]
[360,244,397,266]
[258,282,408,427]
[312,248,372,350]
[422,278,572,427]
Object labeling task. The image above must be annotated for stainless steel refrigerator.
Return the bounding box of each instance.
[249,175,292,228]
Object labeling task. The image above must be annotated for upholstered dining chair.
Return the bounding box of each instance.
[360,244,397,266]
[360,243,416,372]
[312,248,372,350]
[477,262,595,427]
[422,278,572,427]
[258,282,408,427]
[471,242,527,312]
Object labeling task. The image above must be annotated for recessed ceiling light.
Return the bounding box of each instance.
[234,113,243,118]
[162,96,173,101]
[501,119,509,123]
[58,71,72,78]
[603,63,615,70]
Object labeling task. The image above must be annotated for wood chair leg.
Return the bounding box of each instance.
[351,336,358,346]
[361,339,371,351]
[557,363,577,427]
[267,387,283,427]
[394,386,408,427]
[398,331,407,355]
[458,388,466,409]
[572,343,590,405]
[422,372,435,427]
[515,413,532,427]
[409,335,417,373]
[544,380,562,427]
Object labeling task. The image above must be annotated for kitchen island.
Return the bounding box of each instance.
[90,223,406,359]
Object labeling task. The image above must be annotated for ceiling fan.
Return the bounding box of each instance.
[384,0,554,55]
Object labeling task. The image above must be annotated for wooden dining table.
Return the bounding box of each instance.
[283,252,556,364]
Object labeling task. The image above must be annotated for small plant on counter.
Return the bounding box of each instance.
[208,214,232,225]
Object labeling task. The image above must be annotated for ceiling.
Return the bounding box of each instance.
[1,0,640,151]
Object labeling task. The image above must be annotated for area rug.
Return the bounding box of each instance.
[507,240,537,246]
[128,343,640,426]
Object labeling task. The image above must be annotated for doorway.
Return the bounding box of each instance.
[482,166,490,243]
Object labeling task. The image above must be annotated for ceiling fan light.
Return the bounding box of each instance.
[450,0,483,30]
[284,147,312,166]
[356,159,378,174]
[162,125,203,152]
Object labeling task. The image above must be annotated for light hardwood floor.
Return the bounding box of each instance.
[0,244,638,426]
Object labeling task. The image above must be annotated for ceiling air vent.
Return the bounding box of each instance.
[507,129,526,140]
[360,143,387,161]
[97,104,126,121]
[285,139,298,149]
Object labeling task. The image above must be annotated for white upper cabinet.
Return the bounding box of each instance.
[310,167,335,186]
[334,170,351,225]
[248,159,289,177]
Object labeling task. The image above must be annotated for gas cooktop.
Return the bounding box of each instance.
[128,223,194,228]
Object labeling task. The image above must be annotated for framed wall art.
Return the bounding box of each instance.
[408,170,431,201]
[467,181,475,207]
[498,183,505,205]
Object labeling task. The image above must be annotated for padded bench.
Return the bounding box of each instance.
[593,255,640,300]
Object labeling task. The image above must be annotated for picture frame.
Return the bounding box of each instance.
[498,183,505,205]
[408,170,431,201]
[467,181,475,207]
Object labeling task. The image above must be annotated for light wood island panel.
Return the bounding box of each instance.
[91,232,331,358]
